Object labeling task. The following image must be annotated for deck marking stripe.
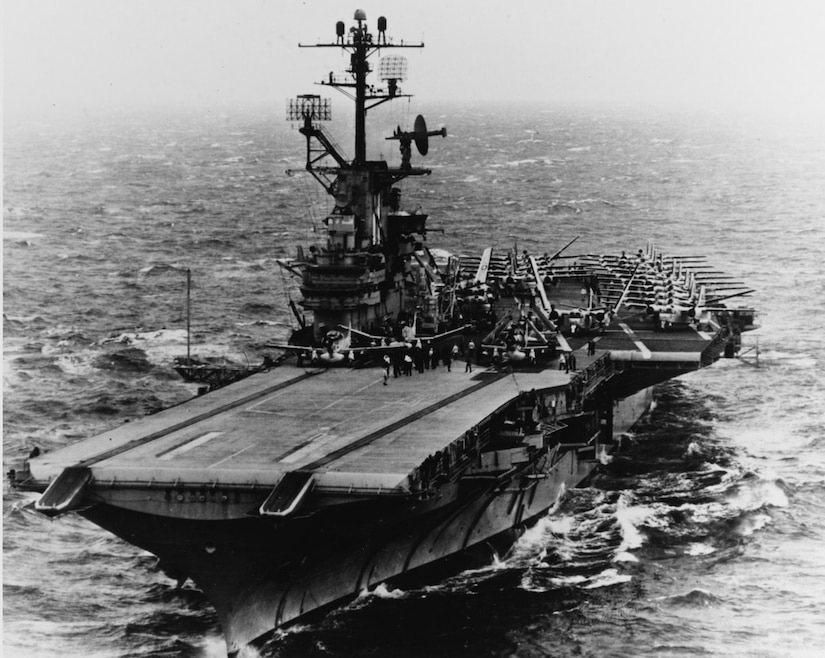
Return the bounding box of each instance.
[157,432,223,460]
[617,322,652,359]
[249,377,382,416]
[207,444,256,469]
[300,372,509,471]
[280,433,340,464]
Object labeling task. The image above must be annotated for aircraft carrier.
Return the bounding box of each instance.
[9,11,758,657]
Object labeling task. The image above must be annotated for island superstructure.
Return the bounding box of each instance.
[10,11,758,657]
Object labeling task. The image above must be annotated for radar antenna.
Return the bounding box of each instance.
[386,115,447,169]
[298,11,424,164]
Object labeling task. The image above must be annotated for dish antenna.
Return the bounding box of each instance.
[413,115,445,155]
[387,114,447,167]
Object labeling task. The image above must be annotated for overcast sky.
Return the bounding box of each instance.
[4,0,825,119]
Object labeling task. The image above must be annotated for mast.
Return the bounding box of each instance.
[286,11,446,341]
[299,10,423,164]
[292,10,427,194]
[352,12,369,164]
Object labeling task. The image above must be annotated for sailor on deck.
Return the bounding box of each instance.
[465,340,475,373]
[383,354,391,384]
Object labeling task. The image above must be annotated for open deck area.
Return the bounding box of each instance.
[29,363,572,490]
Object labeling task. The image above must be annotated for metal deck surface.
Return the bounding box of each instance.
[29,364,571,488]
[592,312,714,361]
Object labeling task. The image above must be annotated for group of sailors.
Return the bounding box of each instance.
[382,340,474,384]
[414,425,482,491]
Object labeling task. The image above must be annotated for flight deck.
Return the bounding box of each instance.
[27,364,572,492]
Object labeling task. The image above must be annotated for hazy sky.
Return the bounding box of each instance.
[4,0,825,118]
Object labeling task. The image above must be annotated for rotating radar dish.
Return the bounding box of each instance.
[386,115,447,163]
[414,115,430,155]
[413,115,447,156]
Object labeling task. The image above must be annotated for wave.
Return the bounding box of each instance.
[239,302,277,315]
[90,330,193,372]
[173,203,209,215]
[583,568,633,589]
[733,512,773,537]
[4,230,45,242]
[93,347,154,374]
[725,477,789,511]
[685,542,716,556]
[138,263,189,277]
[548,202,582,214]
[91,204,124,216]
[659,587,722,607]
[615,493,666,554]
[360,583,408,601]
[56,252,106,262]
[3,313,49,328]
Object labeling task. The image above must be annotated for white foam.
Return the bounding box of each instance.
[369,583,407,599]
[614,495,653,553]
[197,635,232,658]
[727,479,789,511]
[54,353,98,377]
[97,328,191,364]
[355,582,407,602]
[521,572,588,592]
[735,512,773,537]
[505,492,569,564]
[38,328,247,379]
[584,568,632,589]
[4,231,45,241]
[545,515,575,536]
[3,314,45,324]
[686,542,716,556]
[550,574,589,586]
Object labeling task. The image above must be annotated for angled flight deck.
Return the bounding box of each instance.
[29,365,572,492]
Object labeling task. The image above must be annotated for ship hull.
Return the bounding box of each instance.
[81,388,652,656]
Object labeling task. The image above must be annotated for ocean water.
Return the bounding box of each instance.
[4,101,824,657]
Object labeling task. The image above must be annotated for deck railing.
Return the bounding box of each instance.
[565,353,617,413]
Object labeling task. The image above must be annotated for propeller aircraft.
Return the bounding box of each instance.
[266,323,471,368]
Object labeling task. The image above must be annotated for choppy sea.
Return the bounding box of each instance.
[4,101,824,657]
